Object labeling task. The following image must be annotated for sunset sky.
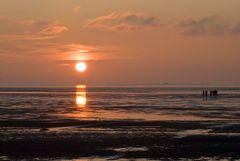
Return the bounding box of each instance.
[0,0,240,86]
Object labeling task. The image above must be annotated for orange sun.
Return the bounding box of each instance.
[75,62,87,72]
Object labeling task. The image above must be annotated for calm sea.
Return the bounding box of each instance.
[0,86,240,121]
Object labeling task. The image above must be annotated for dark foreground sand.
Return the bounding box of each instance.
[1,119,240,160]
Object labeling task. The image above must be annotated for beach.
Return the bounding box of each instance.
[0,86,240,160]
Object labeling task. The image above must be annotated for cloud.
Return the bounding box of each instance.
[0,39,119,64]
[0,18,65,42]
[59,44,120,61]
[232,24,240,34]
[0,16,118,65]
[14,19,68,35]
[85,11,158,32]
[39,25,68,35]
[0,34,57,42]
[0,42,61,57]
[178,16,229,36]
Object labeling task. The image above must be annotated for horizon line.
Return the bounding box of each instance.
[0,82,240,88]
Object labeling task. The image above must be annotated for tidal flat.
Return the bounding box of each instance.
[1,119,240,160]
[1,86,240,160]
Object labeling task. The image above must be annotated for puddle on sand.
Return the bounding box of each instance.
[114,146,148,152]
[174,129,213,138]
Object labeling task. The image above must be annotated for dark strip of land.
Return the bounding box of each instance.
[1,120,240,160]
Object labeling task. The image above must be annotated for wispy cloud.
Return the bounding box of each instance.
[0,39,120,65]
[0,18,68,42]
[0,34,57,42]
[85,11,158,32]
[0,16,123,68]
[177,15,240,36]
[178,16,229,36]
[39,25,68,35]
[231,24,240,34]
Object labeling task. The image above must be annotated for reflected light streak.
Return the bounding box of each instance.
[76,85,87,108]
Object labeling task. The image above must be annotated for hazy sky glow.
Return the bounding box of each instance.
[1,0,240,86]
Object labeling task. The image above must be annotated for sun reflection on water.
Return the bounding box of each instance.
[76,85,87,108]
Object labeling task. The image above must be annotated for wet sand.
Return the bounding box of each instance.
[1,119,240,160]
[1,87,240,160]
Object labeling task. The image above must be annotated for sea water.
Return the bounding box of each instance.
[0,86,239,121]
